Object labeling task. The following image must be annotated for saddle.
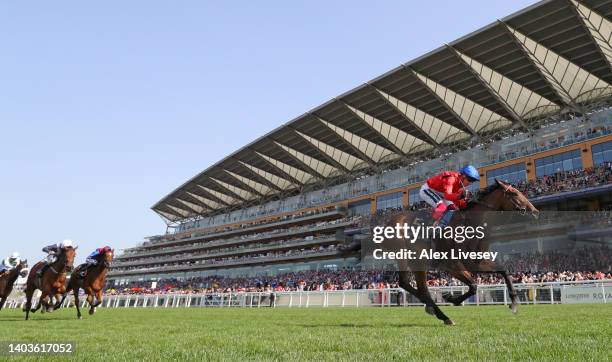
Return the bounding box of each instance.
[75,264,92,279]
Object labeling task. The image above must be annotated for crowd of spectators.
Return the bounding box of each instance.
[516,162,611,198]
[106,245,611,295]
[403,162,611,213]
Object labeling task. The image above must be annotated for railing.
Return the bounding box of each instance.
[3,280,610,310]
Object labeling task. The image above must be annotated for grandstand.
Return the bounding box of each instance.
[108,0,612,288]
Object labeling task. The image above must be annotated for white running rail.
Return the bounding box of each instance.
[3,280,610,309]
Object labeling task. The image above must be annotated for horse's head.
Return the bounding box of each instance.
[62,246,78,272]
[102,249,114,268]
[18,259,29,278]
[493,179,539,219]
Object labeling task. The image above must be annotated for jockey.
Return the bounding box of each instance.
[36,240,74,277]
[79,246,112,277]
[419,165,480,228]
[0,252,20,275]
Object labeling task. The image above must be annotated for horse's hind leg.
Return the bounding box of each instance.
[0,296,5,311]
[442,269,477,306]
[397,271,426,306]
[24,289,34,320]
[74,289,82,319]
[414,271,454,325]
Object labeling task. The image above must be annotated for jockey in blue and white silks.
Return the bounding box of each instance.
[0,252,20,275]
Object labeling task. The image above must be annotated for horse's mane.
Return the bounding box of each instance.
[94,251,107,262]
[7,263,22,283]
[475,183,501,200]
[465,183,502,210]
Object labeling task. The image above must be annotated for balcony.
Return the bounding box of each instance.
[128,209,346,251]
[112,235,339,268]
[118,218,355,260]
[109,250,341,277]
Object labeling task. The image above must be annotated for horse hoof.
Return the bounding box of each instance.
[78,316,82,320]
[444,319,455,326]
[425,306,435,315]
[88,309,95,315]
[510,303,518,314]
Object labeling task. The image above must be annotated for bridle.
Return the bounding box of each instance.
[49,248,74,274]
[498,183,529,215]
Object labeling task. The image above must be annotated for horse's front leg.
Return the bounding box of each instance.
[93,289,103,308]
[0,296,6,311]
[49,292,63,312]
[85,289,96,315]
[476,261,519,314]
[499,270,519,314]
[33,292,47,313]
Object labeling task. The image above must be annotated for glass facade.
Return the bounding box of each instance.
[376,192,403,211]
[535,150,582,177]
[592,141,612,166]
[172,110,609,233]
[409,188,421,205]
[486,163,527,186]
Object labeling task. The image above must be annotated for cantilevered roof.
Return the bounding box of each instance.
[153,0,612,222]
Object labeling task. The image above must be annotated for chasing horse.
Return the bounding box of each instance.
[0,258,29,311]
[56,246,114,319]
[24,240,77,320]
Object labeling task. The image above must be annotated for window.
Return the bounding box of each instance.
[487,163,527,186]
[592,141,612,166]
[535,150,582,177]
[348,199,371,216]
[376,192,402,211]
[409,188,421,206]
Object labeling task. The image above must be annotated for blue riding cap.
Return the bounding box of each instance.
[459,165,480,182]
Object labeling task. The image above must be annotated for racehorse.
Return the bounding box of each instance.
[24,246,77,320]
[382,179,539,325]
[56,248,113,319]
[0,259,29,311]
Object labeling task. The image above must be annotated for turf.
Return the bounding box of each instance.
[0,304,610,361]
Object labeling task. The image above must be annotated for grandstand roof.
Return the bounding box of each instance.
[153,0,612,222]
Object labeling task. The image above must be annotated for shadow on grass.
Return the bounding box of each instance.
[294,322,439,328]
[0,315,79,322]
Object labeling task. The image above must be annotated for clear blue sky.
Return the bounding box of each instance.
[0,1,536,264]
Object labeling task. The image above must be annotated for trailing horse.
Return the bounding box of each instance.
[0,259,29,311]
[24,246,77,320]
[56,248,113,319]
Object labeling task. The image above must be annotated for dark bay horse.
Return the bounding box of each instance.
[0,260,28,311]
[385,179,539,325]
[24,246,77,320]
[56,249,113,319]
